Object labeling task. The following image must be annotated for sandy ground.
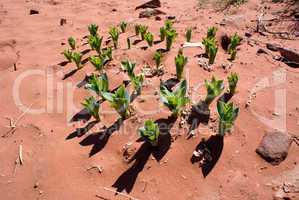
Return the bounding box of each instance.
[0,0,299,199]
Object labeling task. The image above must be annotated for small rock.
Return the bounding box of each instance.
[60,18,67,26]
[135,0,161,10]
[34,182,39,189]
[294,12,299,20]
[167,15,176,20]
[257,48,268,55]
[245,32,252,37]
[112,8,117,12]
[139,8,165,18]
[30,9,39,15]
[155,16,162,21]
[256,131,292,165]
[278,47,299,67]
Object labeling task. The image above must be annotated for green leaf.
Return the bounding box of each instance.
[81,96,100,121]
[120,21,128,33]
[175,52,188,80]
[68,37,76,50]
[88,24,99,36]
[139,120,160,146]
[121,60,136,78]
[109,27,120,49]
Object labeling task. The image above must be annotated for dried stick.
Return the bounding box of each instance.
[101,187,139,200]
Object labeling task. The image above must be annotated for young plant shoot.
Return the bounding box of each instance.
[138,120,160,146]
[204,76,224,106]
[81,96,100,121]
[175,51,188,80]
[160,27,166,41]
[121,60,136,78]
[135,24,141,36]
[85,73,109,97]
[139,25,148,40]
[131,73,144,95]
[109,27,120,49]
[63,49,73,62]
[72,52,82,69]
[102,47,113,61]
[186,28,192,42]
[217,101,239,136]
[120,21,128,33]
[68,37,76,50]
[202,37,218,64]
[165,29,177,51]
[207,26,217,39]
[102,85,130,119]
[89,55,105,72]
[160,79,189,118]
[165,20,173,30]
[228,33,241,60]
[88,24,99,36]
[88,35,103,54]
[153,51,162,69]
[227,72,239,95]
[144,32,154,47]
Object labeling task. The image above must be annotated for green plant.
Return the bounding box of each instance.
[227,72,239,95]
[165,20,173,30]
[165,29,177,51]
[160,27,166,41]
[102,47,113,61]
[139,25,148,40]
[88,24,99,36]
[185,28,192,42]
[109,27,120,49]
[217,101,239,136]
[63,49,73,62]
[68,37,76,50]
[85,73,109,97]
[120,21,128,33]
[131,73,144,95]
[160,80,189,117]
[144,32,154,47]
[102,85,130,119]
[81,96,100,121]
[88,35,103,54]
[228,33,241,60]
[135,24,141,36]
[207,26,217,39]
[204,76,224,105]
[127,38,131,49]
[72,52,82,69]
[121,60,136,78]
[89,55,105,71]
[153,51,162,68]
[202,37,218,64]
[138,120,160,146]
[175,52,188,80]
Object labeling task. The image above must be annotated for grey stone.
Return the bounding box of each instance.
[256,132,292,165]
[139,8,165,18]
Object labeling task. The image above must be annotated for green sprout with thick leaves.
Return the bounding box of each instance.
[138,120,160,146]
[144,32,154,47]
[63,49,73,62]
[165,29,177,51]
[85,73,109,97]
[228,33,241,60]
[89,55,105,71]
[165,20,173,30]
[153,51,162,69]
[204,76,224,106]
[175,51,188,80]
[81,96,100,121]
[139,25,148,40]
[68,37,76,50]
[131,73,144,95]
[160,80,189,118]
[227,72,239,95]
[186,28,192,42]
[88,35,103,54]
[160,27,166,41]
[102,85,130,119]
[102,47,113,61]
[72,52,82,69]
[135,24,141,36]
[88,24,99,36]
[202,37,218,64]
[217,101,239,136]
[109,27,120,49]
[120,21,128,33]
[207,26,217,39]
[121,60,136,78]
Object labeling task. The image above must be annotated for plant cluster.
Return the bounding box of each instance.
[175,50,188,80]
[227,33,241,60]
[202,27,218,65]
[121,60,144,95]
[138,120,160,146]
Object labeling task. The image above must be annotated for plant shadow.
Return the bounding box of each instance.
[66,120,98,139]
[79,118,124,157]
[190,135,224,178]
[112,116,176,193]
[132,39,142,45]
[218,92,233,103]
[161,78,180,91]
[58,61,69,66]
[62,68,78,80]
[187,100,210,137]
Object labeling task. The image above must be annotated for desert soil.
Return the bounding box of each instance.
[0,0,299,200]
